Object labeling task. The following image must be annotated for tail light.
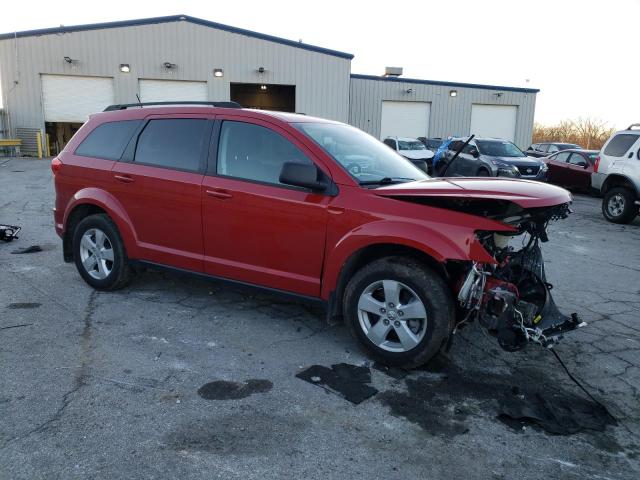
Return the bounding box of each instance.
[594,155,600,173]
[51,157,63,175]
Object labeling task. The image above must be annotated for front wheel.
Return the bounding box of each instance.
[343,256,453,368]
[602,187,638,224]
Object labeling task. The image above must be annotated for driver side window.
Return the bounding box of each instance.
[217,121,312,186]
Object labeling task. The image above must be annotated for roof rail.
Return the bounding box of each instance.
[103,101,242,111]
[626,123,640,130]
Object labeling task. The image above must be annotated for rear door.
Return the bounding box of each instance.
[547,151,571,185]
[111,114,212,271]
[201,116,331,297]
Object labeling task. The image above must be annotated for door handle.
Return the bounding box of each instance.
[206,189,233,199]
[114,174,134,183]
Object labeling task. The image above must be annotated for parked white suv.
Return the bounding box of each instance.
[383,137,435,173]
[592,124,640,223]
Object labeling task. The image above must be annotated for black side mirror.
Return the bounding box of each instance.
[279,162,327,192]
[470,148,480,158]
[582,163,589,169]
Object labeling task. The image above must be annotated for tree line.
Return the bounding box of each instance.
[532,118,615,150]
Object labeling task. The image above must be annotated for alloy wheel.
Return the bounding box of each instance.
[357,280,428,353]
[79,228,114,280]
[607,193,625,218]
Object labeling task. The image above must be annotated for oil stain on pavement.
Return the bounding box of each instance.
[6,302,41,309]
[197,379,273,400]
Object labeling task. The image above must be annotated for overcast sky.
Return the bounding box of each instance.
[2,0,639,128]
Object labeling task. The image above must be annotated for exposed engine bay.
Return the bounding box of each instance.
[456,201,586,351]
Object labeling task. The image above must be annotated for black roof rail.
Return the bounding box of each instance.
[626,123,640,130]
[103,101,242,111]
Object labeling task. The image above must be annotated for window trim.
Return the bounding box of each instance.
[125,116,213,174]
[206,117,337,195]
[73,119,142,161]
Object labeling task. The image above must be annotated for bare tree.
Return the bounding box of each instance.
[532,118,615,150]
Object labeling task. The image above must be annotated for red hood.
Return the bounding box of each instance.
[374,177,572,208]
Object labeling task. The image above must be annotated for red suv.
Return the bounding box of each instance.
[53,102,583,367]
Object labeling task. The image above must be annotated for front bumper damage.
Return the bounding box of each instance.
[457,202,586,350]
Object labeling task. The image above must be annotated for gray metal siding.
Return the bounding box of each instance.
[0,20,351,134]
[349,77,537,149]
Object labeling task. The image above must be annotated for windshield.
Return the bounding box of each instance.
[295,123,428,185]
[398,140,426,151]
[476,140,526,158]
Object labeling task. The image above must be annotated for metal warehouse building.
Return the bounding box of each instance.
[0,14,538,155]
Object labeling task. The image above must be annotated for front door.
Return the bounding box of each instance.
[110,115,211,272]
[201,117,331,297]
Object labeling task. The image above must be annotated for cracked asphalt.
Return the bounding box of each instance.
[1,157,639,479]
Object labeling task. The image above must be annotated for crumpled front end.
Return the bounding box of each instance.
[456,202,586,350]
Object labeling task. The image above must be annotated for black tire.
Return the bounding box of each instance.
[602,187,638,224]
[72,214,132,290]
[343,256,453,368]
[477,168,491,177]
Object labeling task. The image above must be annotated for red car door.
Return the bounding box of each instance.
[566,152,593,190]
[201,116,332,297]
[547,151,572,186]
[110,114,212,272]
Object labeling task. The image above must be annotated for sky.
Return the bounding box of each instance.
[2,0,639,129]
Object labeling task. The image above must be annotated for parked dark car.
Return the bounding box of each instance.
[544,149,598,193]
[438,137,548,181]
[526,142,581,158]
[418,137,443,153]
[52,102,580,368]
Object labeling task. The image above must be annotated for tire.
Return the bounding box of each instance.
[72,214,132,290]
[343,256,453,368]
[602,187,638,224]
[477,168,490,177]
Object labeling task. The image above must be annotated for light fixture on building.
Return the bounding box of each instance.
[213,68,224,78]
[257,67,266,74]
[494,92,504,98]
[449,90,458,97]
[404,88,413,94]
[119,64,130,73]
[163,62,177,70]
[260,84,268,91]
[63,56,78,64]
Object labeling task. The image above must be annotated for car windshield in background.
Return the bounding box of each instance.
[296,123,428,185]
[477,140,526,158]
[398,140,426,151]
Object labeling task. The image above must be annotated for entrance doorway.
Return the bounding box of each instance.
[230,83,295,112]
[45,122,83,155]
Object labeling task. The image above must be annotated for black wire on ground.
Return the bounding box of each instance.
[550,348,617,422]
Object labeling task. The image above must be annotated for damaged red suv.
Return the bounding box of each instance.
[53,102,583,367]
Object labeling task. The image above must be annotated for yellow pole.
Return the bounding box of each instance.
[45,133,51,157]
[36,131,43,159]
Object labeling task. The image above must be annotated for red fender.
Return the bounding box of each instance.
[63,188,140,258]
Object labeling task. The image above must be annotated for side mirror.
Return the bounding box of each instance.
[470,148,480,158]
[582,163,589,169]
[279,162,327,192]
[410,159,429,173]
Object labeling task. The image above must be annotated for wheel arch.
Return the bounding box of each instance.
[62,188,139,262]
[601,174,638,196]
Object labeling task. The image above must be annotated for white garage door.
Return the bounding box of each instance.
[470,105,517,142]
[380,101,430,139]
[139,80,208,103]
[42,75,115,122]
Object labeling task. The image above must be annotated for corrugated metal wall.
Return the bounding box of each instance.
[349,76,537,149]
[0,19,351,134]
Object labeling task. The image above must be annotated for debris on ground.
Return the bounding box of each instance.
[197,379,272,400]
[296,363,378,404]
[0,224,21,242]
[11,245,42,254]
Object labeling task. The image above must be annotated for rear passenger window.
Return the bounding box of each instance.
[75,120,141,160]
[603,134,639,157]
[134,119,207,172]
[217,121,312,186]
[556,152,571,163]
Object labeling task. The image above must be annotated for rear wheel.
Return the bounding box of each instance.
[602,187,638,224]
[343,256,453,368]
[477,168,491,177]
[72,214,132,290]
